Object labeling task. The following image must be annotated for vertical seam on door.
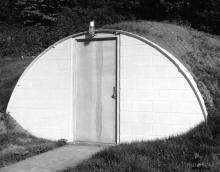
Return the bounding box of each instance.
[73,40,78,142]
[116,34,121,144]
[69,38,74,142]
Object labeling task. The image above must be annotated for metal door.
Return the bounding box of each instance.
[75,38,116,144]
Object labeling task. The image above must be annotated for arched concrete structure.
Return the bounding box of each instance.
[7,30,207,143]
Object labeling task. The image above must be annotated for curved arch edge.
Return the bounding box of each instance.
[6,29,208,122]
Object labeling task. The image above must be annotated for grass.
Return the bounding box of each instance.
[61,123,220,172]
[0,112,67,168]
[0,58,33,111]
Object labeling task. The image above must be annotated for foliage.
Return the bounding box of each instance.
[56,139,67,147]
[1,0,220,59]
[162,0,220,34]
[9,0,59,25]
[0,0,138,26]
[0,0,220,34]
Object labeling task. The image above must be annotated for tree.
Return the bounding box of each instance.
[13,0,59,25]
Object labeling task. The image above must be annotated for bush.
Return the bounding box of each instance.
[56,139,67,147]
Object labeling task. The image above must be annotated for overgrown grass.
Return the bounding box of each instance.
[0,113,67,168]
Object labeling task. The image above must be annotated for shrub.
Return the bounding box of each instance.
[56,139,67,147]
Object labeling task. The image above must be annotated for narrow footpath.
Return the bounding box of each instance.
[0,144,103,172]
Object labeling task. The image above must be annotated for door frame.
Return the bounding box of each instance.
[72,36,120,144]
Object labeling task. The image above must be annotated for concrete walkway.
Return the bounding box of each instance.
[0,144,104,172]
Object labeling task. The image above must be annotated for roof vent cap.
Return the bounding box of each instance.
[89,21,95,37]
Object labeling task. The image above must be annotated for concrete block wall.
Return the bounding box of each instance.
[119,35,204,142]
[6,31,206,143]
[7,39,73,140]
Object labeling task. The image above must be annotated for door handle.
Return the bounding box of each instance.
[111,86,117,99]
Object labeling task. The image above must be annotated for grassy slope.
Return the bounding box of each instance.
[63,124,220,172]
[0,112,67,168]
[61,21,220,171]
[0,58,33,111]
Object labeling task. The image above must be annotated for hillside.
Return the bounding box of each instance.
[1,21,220,170]
[63,21,220,171]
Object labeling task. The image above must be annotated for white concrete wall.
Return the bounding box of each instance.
[120,35,205,142]
[6,32,117,142]
[6,31,206,143]
[7,39,73,141]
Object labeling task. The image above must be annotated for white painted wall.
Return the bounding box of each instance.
[120,35,205,142]
[6,31,206,143]
[7,39,73,141]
